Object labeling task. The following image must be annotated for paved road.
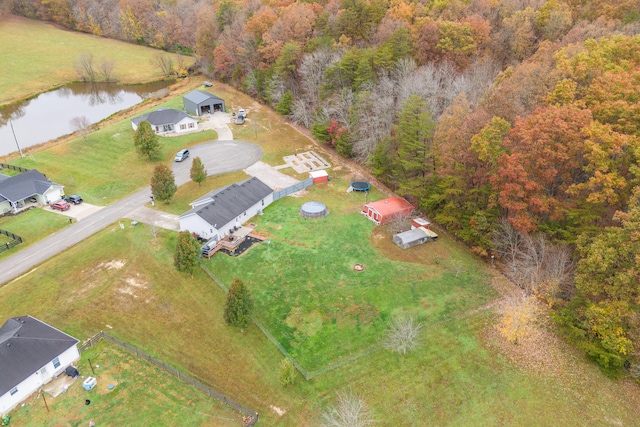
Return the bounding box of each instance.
[0,140,262,286]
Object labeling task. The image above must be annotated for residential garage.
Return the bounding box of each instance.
[183,91,226,116]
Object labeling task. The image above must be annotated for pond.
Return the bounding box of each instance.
[0,80,175,157]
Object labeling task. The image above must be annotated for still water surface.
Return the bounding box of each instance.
[0,81,173,157]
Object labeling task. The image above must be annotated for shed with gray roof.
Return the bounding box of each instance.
[183,91,225,116]
[0,316,80,414]
[179,177,273,240]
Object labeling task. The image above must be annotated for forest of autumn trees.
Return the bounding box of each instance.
[6,0,640,373]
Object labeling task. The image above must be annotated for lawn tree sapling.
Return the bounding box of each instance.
[498,294,541,345]
[150,164,177,203]
[278,357,297,386]
[190,156,207,186]
[384,315,423,356]
[322,390,377,427]
[70,116,91,142]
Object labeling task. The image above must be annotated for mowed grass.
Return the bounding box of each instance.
[0,15,194,105]
[203,178,496,371]
[10,112,217,205]
[0,208,71,260]
[11,342,240,427]
[2,215,640,425]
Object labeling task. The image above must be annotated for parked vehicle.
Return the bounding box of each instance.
[64,194,83,204]
[235,116,245,125]
[50,199,71,211]
[238,109,246,118]
[174,149,189,162]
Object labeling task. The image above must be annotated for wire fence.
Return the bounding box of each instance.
[0,163,29,173]
[0,229,22,253]
[79,331,259,424]
[272,178,313,201]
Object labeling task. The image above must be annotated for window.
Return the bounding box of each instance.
[52,357,60,369]
[180,124,186,130]
[10,387,18,396]
[188,123,194,128]
[261,199,264,206]
[244,211,247,216]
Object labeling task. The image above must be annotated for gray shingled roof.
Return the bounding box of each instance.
[131,109,194,127]
[181,177,273,228]
[183,90,224,105]
[0,316,79,396]
[0,169,62,203]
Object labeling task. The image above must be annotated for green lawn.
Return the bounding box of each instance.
[0,208,71,260]
[11,342,240,427]
[203,179,496,371]
[0,14,194,105]
[10,112,217,205]
[2,216,640,426]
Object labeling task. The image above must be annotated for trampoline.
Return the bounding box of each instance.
[300,201,329,219]
[350,181,370,191]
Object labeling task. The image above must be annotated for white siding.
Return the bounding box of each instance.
[175,117,199,134]
[180,214,220,240]
[0,345,79,414]
[44,187,64,204]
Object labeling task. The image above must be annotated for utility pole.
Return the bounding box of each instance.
[9,120,24,158]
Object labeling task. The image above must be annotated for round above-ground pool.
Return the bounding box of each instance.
[351,181,370,191]
[299,201,329,219]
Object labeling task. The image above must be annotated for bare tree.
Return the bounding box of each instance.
[384,315,423,356]
[69,116,91,142]
[153,53,174,76]
[99,57,116,82]
[75,53,97,82]
[322,390,377,427]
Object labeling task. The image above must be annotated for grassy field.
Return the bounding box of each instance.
[10,342,240,426]
[0,14,194,105]
[2,207,640,425]
[0,208,71,260]
[203,178,495,371]
[9,105,217,205]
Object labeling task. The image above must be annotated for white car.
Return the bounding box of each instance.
[238,109,246,118]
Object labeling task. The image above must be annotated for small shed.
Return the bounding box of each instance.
[183,91,225,116]
[362,197,414,225]
[392,227,438,249]
[411,218,431,229]
[309,170,329,184]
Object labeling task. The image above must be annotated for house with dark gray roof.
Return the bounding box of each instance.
[0,169,64,214]
[179,177,273,240]
[130,108,198,135]
[0,316,80,414]
[183,91,225,116]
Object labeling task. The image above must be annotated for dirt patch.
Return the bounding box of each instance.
[270,405,286,416]
[102,259,126,270]
[116,275,149,299]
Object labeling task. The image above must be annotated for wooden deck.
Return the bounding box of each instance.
[201,226,266,259]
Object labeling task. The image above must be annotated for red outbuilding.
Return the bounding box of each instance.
[309,170,329,184]
[362,197,414,225]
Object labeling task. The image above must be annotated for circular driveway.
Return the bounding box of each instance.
[171,140,263,186]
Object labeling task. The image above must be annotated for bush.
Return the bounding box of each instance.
[278,357,297,386]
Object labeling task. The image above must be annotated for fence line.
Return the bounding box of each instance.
[0,229,23,253]
[78,331,259,423]
[0,163,29,173]
[273,178,313,201]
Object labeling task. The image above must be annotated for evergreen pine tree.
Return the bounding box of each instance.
[224,278,253,328]
[174,231,200,275]
[134,121,161,160]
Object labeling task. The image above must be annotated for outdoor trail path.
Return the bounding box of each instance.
[0,124,261,286]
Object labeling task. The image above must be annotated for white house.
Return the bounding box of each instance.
[179,177,274,241]
[0,316,80,414]
[0,169,64,214]
[130,109,198,135]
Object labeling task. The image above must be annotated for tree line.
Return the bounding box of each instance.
[10,0,640,373]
